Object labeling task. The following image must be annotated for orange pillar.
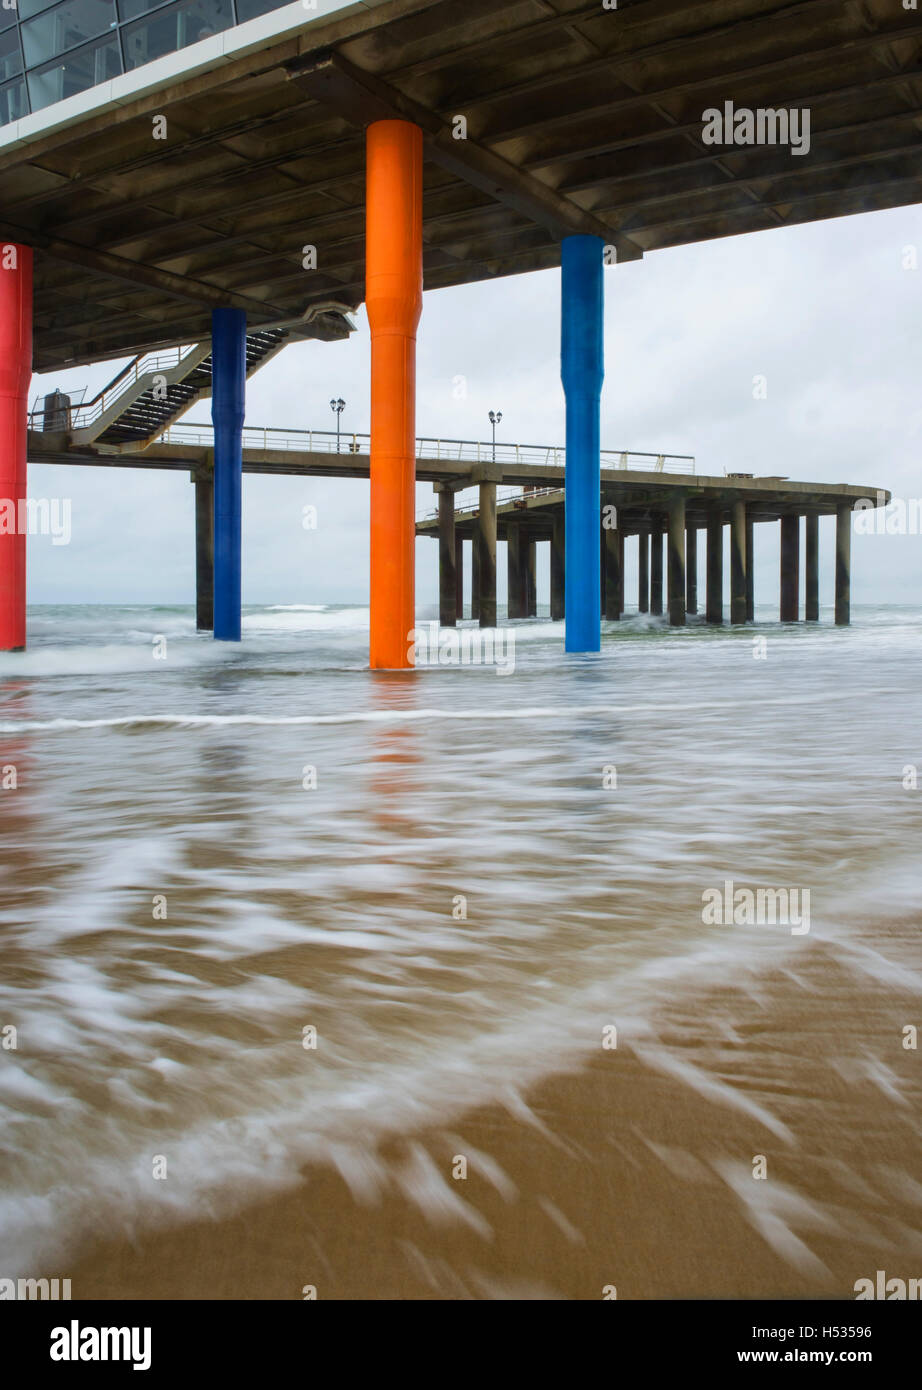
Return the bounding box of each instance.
[0,243,32,652]
[366,120,423,669]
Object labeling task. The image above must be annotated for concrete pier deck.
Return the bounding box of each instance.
[27,421,888,632]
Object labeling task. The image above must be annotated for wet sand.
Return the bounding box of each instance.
[64,922,922,1301]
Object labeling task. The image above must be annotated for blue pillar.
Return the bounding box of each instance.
[211,307,246,641]
[561,235,604,652]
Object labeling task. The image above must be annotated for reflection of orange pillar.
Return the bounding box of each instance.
[366,120,423,669]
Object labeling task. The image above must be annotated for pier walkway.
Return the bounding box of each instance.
[27,406,887,632]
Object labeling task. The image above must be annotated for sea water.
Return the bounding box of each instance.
[0,603,919,1273]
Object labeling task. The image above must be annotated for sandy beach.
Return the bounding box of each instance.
[65,920,921,1301]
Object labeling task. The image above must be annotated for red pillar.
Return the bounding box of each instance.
[0,243,32,651]
[365,121,423,669]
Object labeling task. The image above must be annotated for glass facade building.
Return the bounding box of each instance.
[0,0,292,128]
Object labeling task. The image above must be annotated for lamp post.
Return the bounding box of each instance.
[330,397,345,453]
[488,409,502,464]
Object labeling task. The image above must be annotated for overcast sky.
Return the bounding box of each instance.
[27,200,922,609]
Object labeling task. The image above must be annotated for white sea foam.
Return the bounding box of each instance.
[0,643,228,679]
[242,606,369,632]
[0,686,871,733]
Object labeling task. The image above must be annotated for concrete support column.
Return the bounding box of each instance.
[455,536,464,621]
[194,463,214,631]
[745,514,755,621]
[835,504,851,626]
[805,514,819,622]
[706,513,723,624]
[638,533,649,613]
[686,524,698,615]
[604,523,621,620]
[437,486,456,627]
[650,527,664,615]
[561,235,604,651]
[526,538,537,617]
[478,481,497,628]
[211,306,246,642]
[366,119,423,668]
[730,500,747,624]
[667,497,686,626]
[616,531,624,615]
[551,513,565,620]
[471,537,480,621]
[0,242,31,651]
[780,513,800,622]
[507,522,526,619]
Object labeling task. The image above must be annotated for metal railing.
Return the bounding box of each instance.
[28,344,202,432]
[157,424,369,454]
[417,485,561,522]
[151,422,696,475]
[28,386,698,478]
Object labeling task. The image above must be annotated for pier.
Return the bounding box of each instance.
[416,465,879,629]
[1,0,915,660]
[27,379,887,632]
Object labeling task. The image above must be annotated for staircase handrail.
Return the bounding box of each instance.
[28,343,202,432]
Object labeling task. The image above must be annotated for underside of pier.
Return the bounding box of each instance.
[3,0,922,370]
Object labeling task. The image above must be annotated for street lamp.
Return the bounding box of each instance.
[330,397,345,453]
[488,409,503,464]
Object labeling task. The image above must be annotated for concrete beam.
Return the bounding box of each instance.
[478,481,497,627]
[551,513,565,620]
[686,523,698,615]
[651,527,664,616]
[438,487,457,626]
[638,532,649,613]
[0,220,285,320]
[507,522,526,619]
[667,496,686,626]
[805,513,819,622]
[746,512,755,622]
[526,538,537,617]
[836,504,851,625]
[287,53,644,263]
[706,512,723,624]
[730,499,747,625]
[455,534,464,620]
[193,464,214,631]
[604,523,621,621]
[780,513,800,621]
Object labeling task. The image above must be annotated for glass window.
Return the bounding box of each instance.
[18,0,61,21]
[118,0,179,20]
[236,0,290,22]
[122,0,232,70]
[22,0,117,68]
[27,31,120,109]
[0,25,22,81]
[0,74,28,125]
[0,1,20,33]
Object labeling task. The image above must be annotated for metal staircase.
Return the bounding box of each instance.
[53,330,289,452]
[31,303,356,453]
